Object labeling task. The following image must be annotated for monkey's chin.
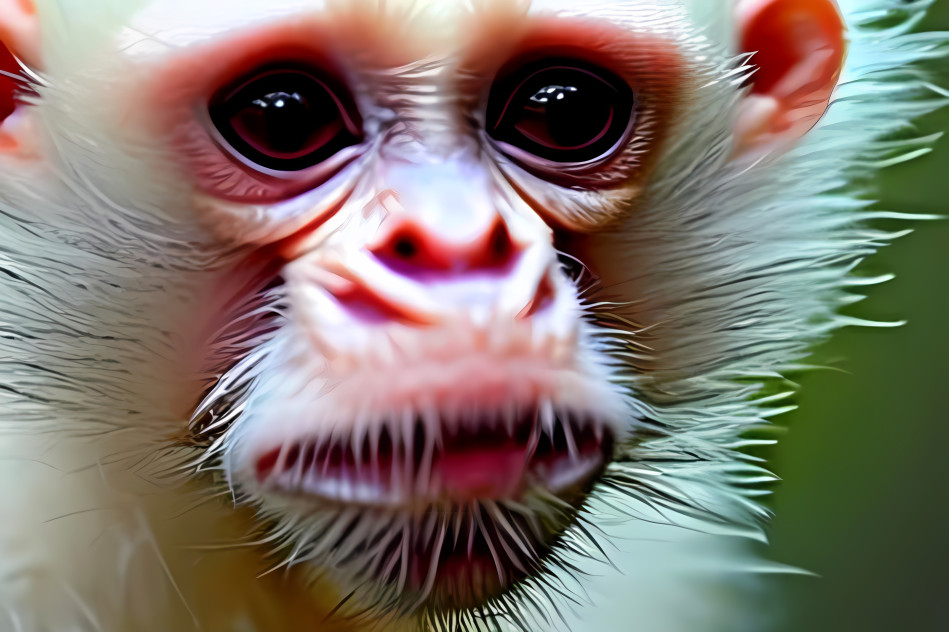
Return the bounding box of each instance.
[254,404,614,609]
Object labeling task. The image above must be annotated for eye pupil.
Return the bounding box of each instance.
[521,83,614,150]
[211,67,362,171]
[236,91,314,154]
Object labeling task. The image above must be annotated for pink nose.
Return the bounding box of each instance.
[370,216,520,277]
[320,159,554,326]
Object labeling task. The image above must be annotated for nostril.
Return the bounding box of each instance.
[371,218,521,276]
[483,221,515,268]
[373,226,452,272]
[446,219,517,272]
[393,236,418,260]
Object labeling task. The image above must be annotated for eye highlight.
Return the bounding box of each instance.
[209,66,363,172]
[486,58,635,171]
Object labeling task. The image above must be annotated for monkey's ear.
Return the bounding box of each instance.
[0,0,41,69]
[733,0,846,157]
[0,0,41,158]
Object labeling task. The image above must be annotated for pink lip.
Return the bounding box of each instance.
[255,404,612,506]
[433,438,530,501]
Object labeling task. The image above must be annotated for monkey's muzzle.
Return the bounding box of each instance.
[255,405,613,507]
[253,402,614,606]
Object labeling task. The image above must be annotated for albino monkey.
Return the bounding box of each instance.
[0,0,943,630]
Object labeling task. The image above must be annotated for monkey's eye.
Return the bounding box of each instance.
[209,67,363,172]
[486,59,635,169]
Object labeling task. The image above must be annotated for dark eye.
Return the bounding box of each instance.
[486,58,635,168]
[209,67,363,172]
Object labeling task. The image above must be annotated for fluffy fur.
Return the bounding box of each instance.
[0,1,945,630]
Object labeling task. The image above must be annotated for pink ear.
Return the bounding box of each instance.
[0,0,40,155]
[0,0,41,68]
[734,0,846,156]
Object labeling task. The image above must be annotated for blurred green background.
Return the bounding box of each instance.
[766,3,949,631]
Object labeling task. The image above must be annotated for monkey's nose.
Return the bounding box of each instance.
[369,216,520,277]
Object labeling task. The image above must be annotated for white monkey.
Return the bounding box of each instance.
[0,0,944,630]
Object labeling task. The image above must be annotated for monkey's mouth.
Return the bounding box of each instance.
[253,405,614,607]
[255,406,613,508]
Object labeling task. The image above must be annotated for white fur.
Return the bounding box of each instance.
[0,1,945,630]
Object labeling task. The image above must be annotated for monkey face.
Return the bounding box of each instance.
[165,4,664,610]
[84,0,706,611]
[0,0,881,627]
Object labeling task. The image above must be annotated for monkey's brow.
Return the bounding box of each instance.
[124,0,655,51]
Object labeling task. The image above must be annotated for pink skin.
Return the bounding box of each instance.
[0,0,40,71]
[735,0,846,155]
[0,31,38,156]
[435,445,529,501]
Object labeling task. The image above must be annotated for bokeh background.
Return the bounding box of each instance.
[764,3,949,631]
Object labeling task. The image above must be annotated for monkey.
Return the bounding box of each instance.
[0,0,944,630]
